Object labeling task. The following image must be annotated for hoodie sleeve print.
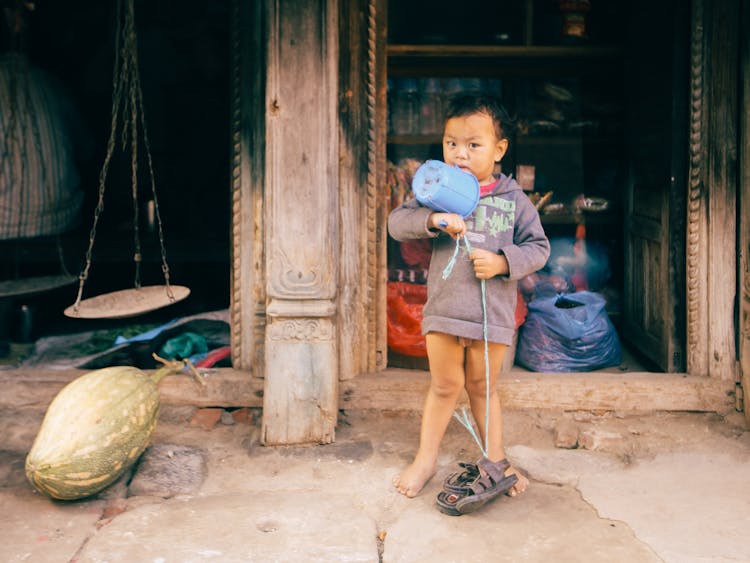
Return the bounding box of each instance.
[388,198,440,242]
[499,194,551,281]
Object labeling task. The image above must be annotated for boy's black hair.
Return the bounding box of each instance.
[445,92,515,140]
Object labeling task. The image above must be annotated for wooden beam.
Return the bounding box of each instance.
[0,369,264,412]
[4,367,732,415]
[340,369,734,413]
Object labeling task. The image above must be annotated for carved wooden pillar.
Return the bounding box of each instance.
[261,0,339,444]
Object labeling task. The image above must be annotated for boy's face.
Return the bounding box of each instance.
[442,112,508,185]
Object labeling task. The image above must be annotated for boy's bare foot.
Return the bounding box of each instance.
[505,465,529,497]
[393,460,436,498]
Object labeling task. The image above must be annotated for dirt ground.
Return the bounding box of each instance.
[2,399,750,562]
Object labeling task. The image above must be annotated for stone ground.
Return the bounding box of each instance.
[2,401,750,562]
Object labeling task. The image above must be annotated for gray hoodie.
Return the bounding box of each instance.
[388,174,550,345]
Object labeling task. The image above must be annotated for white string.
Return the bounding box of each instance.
[442,235,491,458]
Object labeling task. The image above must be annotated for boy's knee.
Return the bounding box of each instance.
[465,372,499,398]
[464,378,489,397]
[429,378,463,399]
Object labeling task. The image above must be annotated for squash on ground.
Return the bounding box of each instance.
[25,357,203,500]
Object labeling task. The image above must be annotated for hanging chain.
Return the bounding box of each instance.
[124,0,142,290]
[72,0,174,311]
[129,3,174,300]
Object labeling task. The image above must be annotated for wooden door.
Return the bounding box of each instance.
[622,0,688,372]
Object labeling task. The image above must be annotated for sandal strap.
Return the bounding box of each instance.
[476,457,510,483]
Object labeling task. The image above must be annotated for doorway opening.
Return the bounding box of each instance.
[383,0,686,374]
[0,0,231,368]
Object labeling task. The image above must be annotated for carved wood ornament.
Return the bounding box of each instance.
[686,0,707,375]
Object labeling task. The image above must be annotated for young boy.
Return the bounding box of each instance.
[388,93,550,512]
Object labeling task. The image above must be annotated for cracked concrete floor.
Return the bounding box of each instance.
[2,406,750,562]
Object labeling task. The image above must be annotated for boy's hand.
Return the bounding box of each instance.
[470,248,509,279]
[429,213,466,239]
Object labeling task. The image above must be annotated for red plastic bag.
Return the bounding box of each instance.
[399,238,432,270]
[387,283,528,357]
[515,288,528,329]
[387,281,428,357]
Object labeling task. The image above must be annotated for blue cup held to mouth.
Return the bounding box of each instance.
[411,160,480,218]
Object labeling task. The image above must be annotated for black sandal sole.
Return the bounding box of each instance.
[436,472,518,516]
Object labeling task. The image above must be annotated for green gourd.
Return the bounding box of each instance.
[25,357,203,500]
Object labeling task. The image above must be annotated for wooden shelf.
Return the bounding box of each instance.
[388,44,624,59]
[387,44,624,77]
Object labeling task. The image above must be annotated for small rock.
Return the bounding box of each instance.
[578,431,596,450]
[128,443,208,498]
[578,428,622,450]
[220,410,235,425]
[554,419,579,449]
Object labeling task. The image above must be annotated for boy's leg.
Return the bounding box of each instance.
[394,332,466,497]
[464,340,528,496]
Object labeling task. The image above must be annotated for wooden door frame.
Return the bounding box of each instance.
[687,0,740,382]
[739,0,750,424]
[337,0,388,379]
[229,0,266,374]
[350,0,737,413]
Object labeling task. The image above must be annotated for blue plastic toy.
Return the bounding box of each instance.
[411,160,480,218]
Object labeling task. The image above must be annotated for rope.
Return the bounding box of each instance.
[442,236,491,458]
[71,0,174,313]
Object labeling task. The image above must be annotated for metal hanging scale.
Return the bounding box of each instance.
[64,0,189,319]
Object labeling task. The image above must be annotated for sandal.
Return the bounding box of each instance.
[436,457,518,516]
[442,458,510,495]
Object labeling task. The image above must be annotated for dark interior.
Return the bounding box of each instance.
[384,0,670,372]
[0,0,231,339]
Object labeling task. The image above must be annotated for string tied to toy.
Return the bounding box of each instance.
[442,233,491,458]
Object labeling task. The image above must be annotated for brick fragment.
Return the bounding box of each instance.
[231,407,254,424]
[189,408,223,430]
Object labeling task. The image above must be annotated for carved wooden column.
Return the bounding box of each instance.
[261,0,339,444]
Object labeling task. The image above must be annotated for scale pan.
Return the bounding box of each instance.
[0,275,77,299]
[64,285,190,319]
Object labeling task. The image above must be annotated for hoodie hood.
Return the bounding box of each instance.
[484,173,523,198]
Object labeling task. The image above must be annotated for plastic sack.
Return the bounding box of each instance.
[514,287,528,329]
[399,238,432,270]
[387,281,428,357]
[515,291,621,372]
[158,331,208,361]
